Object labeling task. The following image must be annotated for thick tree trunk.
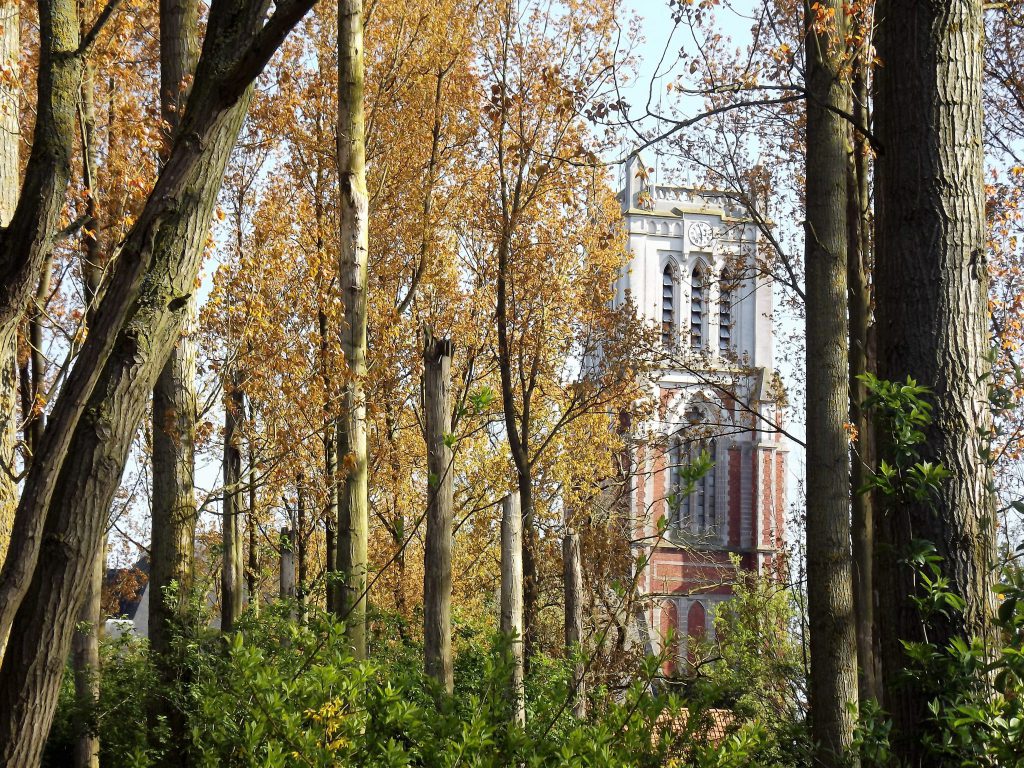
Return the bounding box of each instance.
[873,1,994,760]
[334,0,370,660]
[563,529,586,719]
[803,2,860,764]
[149,0,200,754]
[0,0,20,569]
[221,374,245,631]
[0,0,316,755]
[423,330,454,693]
[501,492,525,727]
[847,52,879,705]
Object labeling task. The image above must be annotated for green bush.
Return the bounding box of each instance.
[45,596,809,766]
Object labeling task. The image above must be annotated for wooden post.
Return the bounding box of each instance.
[280,526,296,622]
[563,529,586,719]
[501,492,525,726]
[423,330,455,693]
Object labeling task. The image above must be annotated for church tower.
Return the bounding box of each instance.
[617,154,786,668]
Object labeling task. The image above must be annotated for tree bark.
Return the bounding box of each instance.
[0,0,318,753]
[334,0,370,661]
[495,224,540,663]
[71,45,104,768]
[501,492,525,727]
[247,443,259,616]
[846,45,879,705]
[319,308,338,613]
[221,372,245,631]
[149,0,200,753]
[280,526,296,604]
[0,0,21,570]
[296,473,307,621]
[873,0,995,760]
[423,329,454,693]
[71,538,103,768]
[0,0,80,348]
[563,529,586,719]
[803,2,860,764]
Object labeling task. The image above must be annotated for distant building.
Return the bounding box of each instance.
[618,154,786,669]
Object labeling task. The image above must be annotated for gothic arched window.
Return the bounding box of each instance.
[675,436,718,539]
[662,265,676,345]
[694,438,716,534]
[719,280,733,353]
[690,266,705,348]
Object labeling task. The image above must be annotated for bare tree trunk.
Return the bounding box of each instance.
[423,329,454,693]
[0,0,81,349]
[72,538,102,768]
[246,443,259,616]
[280,526,296,607]
[563,529,586,719]
[149,0,200,753]
[495,223,540,662]
[874,1,994,760]
[221,373,245,631]
[803,2,860,764]
[501,492,525,727]
[334,0,369,660]
[847,47,878,705]
[72,49,104,768]
[0,0,20,568]
[296,473,307,621]
[325,518,336,610]
[319,308,338,613]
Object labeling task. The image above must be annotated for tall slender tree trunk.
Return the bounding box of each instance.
[149,0,200,754]
[803,2,860,764]
[501,492,525,727]
[72,539,103,768]
[563,529,586,719]
[0,0,20,568]
[72,49,104,768]
[334,0,369,660]
[319,308,339,613]
[247,443,259,616]
[495,226,540,662]
[423,330,454,693]
[280,526,296,620]
[221,373,245,631]
[296,473,307,621]
[846,46,878,705]
[874,1,994,760]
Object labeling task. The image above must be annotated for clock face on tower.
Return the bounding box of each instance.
[689,221,714,249]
